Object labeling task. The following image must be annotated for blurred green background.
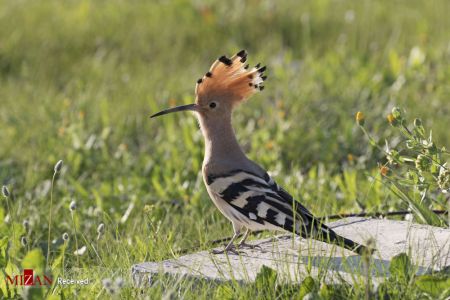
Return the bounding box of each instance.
[0,0,449,297]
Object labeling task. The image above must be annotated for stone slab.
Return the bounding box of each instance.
[132,217,450,286]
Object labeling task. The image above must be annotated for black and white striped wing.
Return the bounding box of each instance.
[207,169,329,237]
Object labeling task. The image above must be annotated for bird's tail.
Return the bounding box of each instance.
[324,229,374,256]
[298,218,374,256]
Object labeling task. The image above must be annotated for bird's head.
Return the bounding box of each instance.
[150,50,267,122]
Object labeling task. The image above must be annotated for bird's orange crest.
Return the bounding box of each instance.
[195,50,267,105]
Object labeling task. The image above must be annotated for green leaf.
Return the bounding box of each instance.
[255,265,278,285]
[214,284,234,300]
[22,285,44,300]
[389,50,401,76]
[415,275,450,298]
[389,183,443,226]
[389,253,411,282]
[0,262,20,297]
[22,249,45,275]
[0,236,8,250]
[0,256,5,269]
[51,254,63,270]
[299,276,317,299]
[413,124,425,139]
[0,236,9,268]
[376,282,391,299]
[320,283,349,299]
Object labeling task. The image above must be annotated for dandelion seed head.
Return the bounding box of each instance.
[74,245,87,256]
[69,200,77,211]
[2,186,10,198]
[23,219,30,231]
[115,277,124,289]
[344,10,355,23]
[106,287,116,295]
[408,46,425,67]
[54,160,63,173]
[97,223,105,234]
[102,278,112,288]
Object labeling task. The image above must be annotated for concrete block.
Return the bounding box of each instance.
[132,217,450,286]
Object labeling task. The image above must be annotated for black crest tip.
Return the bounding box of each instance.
[218,56,233,66]
[236,49,247,58]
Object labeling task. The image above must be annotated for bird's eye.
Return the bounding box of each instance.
[209,102,217,109]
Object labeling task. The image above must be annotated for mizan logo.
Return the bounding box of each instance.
[5,269,53,286]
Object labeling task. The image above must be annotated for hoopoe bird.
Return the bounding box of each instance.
[151,50,372,255]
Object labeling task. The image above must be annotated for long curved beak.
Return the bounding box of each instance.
[150,103,198,118]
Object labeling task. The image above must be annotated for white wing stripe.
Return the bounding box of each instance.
[209,171,268,193]
[265,195,294,211]
[230,191,261,208]
[275,213,287,226]
[256,202,271,218]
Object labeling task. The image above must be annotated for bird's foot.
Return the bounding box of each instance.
[211,245,244,255]
[237,242,262,251]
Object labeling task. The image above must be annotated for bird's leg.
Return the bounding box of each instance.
[211,224,243,255]
[237,229,262,250]
[211,232,241,255]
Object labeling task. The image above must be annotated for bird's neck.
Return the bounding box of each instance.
[198,114,247,168]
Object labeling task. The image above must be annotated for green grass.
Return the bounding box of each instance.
[0,0,449,298]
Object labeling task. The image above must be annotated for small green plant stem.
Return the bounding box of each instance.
[71,211,80,267]
[47,171,57,268]
[364,254,371,300]
[359,125,386,153]
[62,242,67,276]
[360,123,448,171]
[5,196,16,245]
[400,123,413,138]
